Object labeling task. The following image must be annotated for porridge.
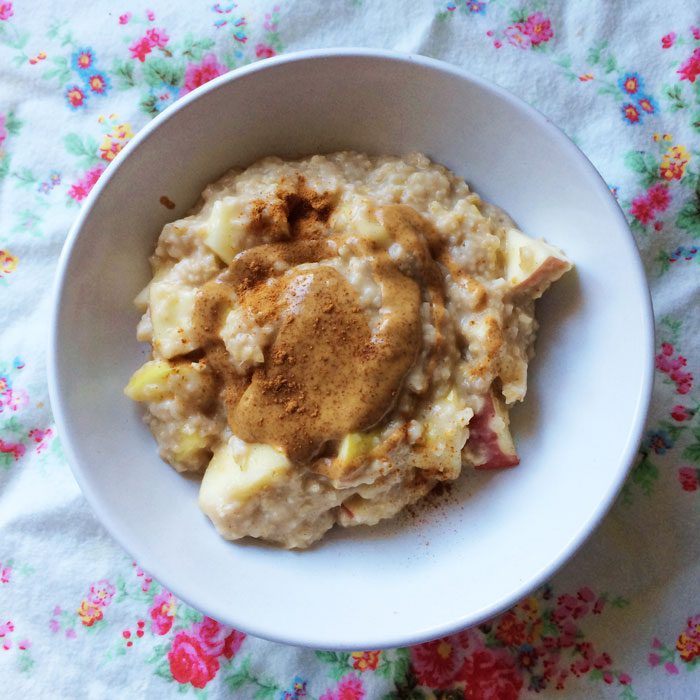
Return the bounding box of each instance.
[125,152,572,549]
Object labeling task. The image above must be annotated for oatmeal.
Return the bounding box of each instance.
[125,152,571,549]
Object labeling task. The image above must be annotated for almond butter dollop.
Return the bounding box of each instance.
[193,176,447,464]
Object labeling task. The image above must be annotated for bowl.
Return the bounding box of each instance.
[48,48,653,650]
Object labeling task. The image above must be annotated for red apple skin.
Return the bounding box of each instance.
[465,392,520,469]
[511,256,571,299]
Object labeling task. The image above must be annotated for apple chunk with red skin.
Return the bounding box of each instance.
[464,391,520,469]
[504,227,572,299]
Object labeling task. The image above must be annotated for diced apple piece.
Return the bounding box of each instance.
[201,197,247,264]
[463,390,519,469]
[172,428,210,462]
[124,360,173,402]
[504,227,572,299]
[199,437,291,512]
[149,280,198,359]
[337,431,381,465]
[125,359,213,406]
[317,430,382,482]
[134,283,151,311]
[333,202,390,246]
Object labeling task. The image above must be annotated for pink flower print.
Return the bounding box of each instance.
[182,54,227,95]
[661,32,676,49]
[678,48,700,83]
[146,27,169,48]
[505,24,531,50]
[146,9,155,21]
[118,12,131,25]
[129,36,153,62]
[222,629,245,659]
[0,439,26,462]
[523,13,553,45]
[458,647,523,700]
[0,621,14,636]
[647,183,670,212]
[0,563,11,584]
[630,195,654,224]
[6,388,28,412]
[619,672,632,685]
[65,628,77,639]
[28,427,53,453]
[693,26,700,40]
[622,103,642,124]
[678,467,699,492]
[88,580,115,608]
[255,43,275,59]
[0,114,6,147]
[18,639,30,650]
[68,165,105,202]
[553,593,589,621]
[192,616,246,660]
[149,590,176,635]
[320,674,365,700]
[577,587,595,603]
[49,619,60,633]
[65,85,87,110]
[168,631,220,689]
[336,674,364,700]
[411,632,474,687]
[0,3,13,21]
[671,405,691,421]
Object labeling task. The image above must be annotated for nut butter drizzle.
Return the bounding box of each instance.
[193,176,449,464]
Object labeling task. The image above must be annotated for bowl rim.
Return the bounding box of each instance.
[47,47,655,650]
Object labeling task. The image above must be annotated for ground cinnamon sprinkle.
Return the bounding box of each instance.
[192,180,448,465]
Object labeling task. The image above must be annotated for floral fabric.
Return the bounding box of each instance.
[1,1,699,697]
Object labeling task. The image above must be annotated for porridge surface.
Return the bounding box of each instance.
[125,151,571,549]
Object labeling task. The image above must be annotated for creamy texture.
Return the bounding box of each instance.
[126,151,571,548]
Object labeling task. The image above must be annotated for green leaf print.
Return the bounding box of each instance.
[677,199,700,238]
[63,133,100,169]
[176,605,203,625]
[587,41,607,65]
[383,667,427,700]
[225,657,252,690]
[1,416,26,438]
[631,454,658,496]
[654,249,671,275]
[603,55,618,74]
[181,35,215,62]
[683,428,700,463]
[665,85,688,112]
[139,94,161,118]
[42,56,71,86]
[4,111,22,136]
[143,58,183,88]
[112,60,136,89]
[316,650,352,680]
[609,595,630,609]
[377,648,411,683]
[17,652,34,673]
[12,168,36,188]
[620,685,640,700]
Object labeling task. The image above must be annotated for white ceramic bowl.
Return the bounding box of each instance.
[48,49,653,650]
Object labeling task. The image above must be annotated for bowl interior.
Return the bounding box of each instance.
[50,50,652,650]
